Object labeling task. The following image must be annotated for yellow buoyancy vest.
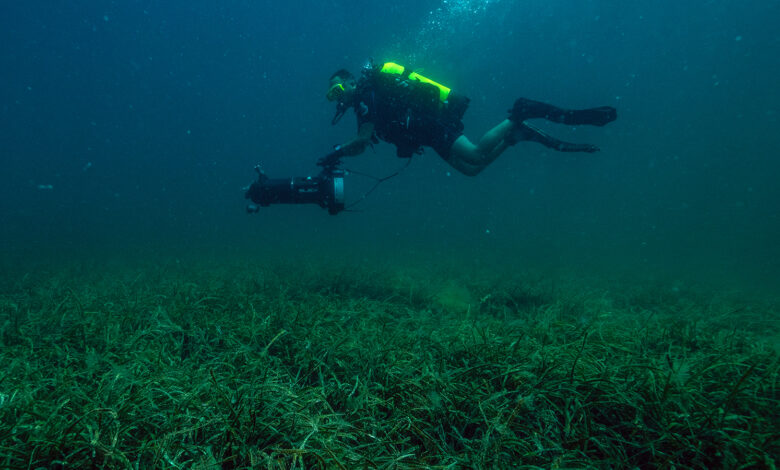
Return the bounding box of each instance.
[379,62,451,103]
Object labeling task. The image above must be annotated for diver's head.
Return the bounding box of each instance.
[327,69,356,103]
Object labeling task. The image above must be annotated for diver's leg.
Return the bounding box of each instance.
[509,122,599,152]
[510,98,616,127]
[446,118,599,176]
[446,120,515,176]
[474,119,514,160]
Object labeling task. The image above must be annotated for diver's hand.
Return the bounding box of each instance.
[317,146,345,167]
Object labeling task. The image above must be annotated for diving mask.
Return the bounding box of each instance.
[326,83,345,102]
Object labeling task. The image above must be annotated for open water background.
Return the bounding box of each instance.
[1,0,777,294]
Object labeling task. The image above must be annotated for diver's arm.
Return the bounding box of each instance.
[339,122,375,156]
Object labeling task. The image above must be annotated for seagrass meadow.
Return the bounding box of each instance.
[0,260,777,469]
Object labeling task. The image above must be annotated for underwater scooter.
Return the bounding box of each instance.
[244,148,347,215]
[244,146,409,216]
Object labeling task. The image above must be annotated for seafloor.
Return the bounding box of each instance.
[0,259,777,469]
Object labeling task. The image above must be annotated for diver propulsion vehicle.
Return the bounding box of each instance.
[244,149,346,215]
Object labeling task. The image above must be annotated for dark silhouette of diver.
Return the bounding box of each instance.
[326,61,617,176]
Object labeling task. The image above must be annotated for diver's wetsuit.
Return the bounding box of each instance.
[350,68,616,158]
[352,67,469,159]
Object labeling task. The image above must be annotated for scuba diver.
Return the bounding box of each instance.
[325,61,617,176]
[244,60,616,214]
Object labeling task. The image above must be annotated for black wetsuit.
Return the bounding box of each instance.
[352,68,470,159]
[348,68,616,157]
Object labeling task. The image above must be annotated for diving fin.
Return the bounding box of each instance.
[509,98,616,127]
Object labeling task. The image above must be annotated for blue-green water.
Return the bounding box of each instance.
[1,1,778,295]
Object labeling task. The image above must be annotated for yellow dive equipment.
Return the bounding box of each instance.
[380,62,451,103]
